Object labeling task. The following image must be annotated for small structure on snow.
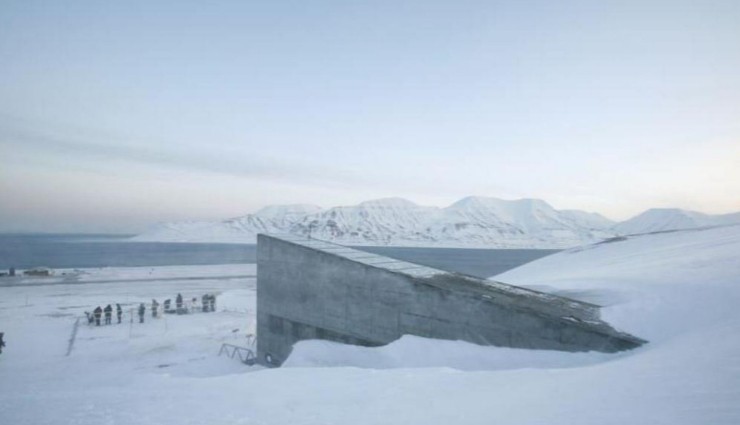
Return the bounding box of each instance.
[23,267,53,276]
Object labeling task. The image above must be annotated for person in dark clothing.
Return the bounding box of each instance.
[151,299,159,318]
[104,304,113,325]
[137,303,146,323]
[176,293,183,313]
[209,294,216,312]
[163,299,171,313]
[0,332,5,354]
[201,294,209,312]
[93,306,103,326]
[116,304,123,324]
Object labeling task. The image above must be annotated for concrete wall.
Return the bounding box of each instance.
[257,234,644,366]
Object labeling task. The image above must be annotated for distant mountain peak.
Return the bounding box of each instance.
[132,197,740,248]
[614,208,740,235]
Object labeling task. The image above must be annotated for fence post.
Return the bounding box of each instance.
[65,317,80,356]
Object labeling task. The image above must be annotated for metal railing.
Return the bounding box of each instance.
[219,343,257,365]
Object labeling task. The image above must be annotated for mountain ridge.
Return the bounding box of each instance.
[132,197,740,248]
[613,208,740,235]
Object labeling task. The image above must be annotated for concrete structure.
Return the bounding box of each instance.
[257,234,644,366]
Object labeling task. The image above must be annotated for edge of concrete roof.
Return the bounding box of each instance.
[259,233,600,310]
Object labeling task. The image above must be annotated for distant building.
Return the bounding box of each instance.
[24,267,53,276]
[256,234,645,367]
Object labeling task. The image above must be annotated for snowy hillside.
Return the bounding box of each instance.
[613,208,740,235]
[255,204,323,228]
[133,198,740,248]
[560,209,615,229]
[134,214,281,243]
[495,224,740,333]
[133,197,620,248]
[289,198,441,246]
[3,225,740,424]
[284,224,740,424]
[424,196,615,248]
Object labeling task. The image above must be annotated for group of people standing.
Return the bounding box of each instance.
[201,293,217,313]
[132,299,161,323]
[85,304,123,326]
[85,293,217,326]
[165,293,217,314]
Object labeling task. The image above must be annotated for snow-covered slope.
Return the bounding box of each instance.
[496,223,740,314]
[288,198,441,245]
[614,208,740,235]
[254,204,323,228]
[425,196,615,247]
[133,214,281,243]
[284,224,740,424]
[133,197,621,248]
[3,226,740,424]
[560,209,615,229]
[132,198,740,248]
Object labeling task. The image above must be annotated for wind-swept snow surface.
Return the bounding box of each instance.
[2,225,739,424]
[492,224,740,423]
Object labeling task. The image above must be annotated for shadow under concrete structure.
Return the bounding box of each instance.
[256,234,645,366]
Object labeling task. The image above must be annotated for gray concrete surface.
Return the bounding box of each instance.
[257,234,645,366]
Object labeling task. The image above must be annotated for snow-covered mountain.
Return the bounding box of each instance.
[134,214,282,244]
[560,209,615,229]
[288,198,441,246]
[132,198,740,248]
[420,197,615,248]
[255,204,324,228]
[133,197,619,248]
[613,208,740,235]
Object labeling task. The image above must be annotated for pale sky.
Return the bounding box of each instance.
[1,0,739,233]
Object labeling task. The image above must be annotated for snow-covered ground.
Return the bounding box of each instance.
[2,225,739,424]
[0,265,258,424]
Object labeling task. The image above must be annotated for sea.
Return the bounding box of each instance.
[0,233,558,279]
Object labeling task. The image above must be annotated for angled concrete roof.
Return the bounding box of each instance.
[263,233,601,321]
